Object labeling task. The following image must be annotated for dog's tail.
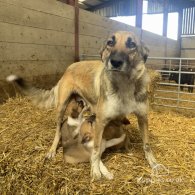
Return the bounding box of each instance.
[6,75,58,109]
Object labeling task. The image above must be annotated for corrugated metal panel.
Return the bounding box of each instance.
[93,0,136,17]
[147,0,178,14]
[182,7,195,35]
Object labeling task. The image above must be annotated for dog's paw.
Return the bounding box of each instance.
[45,150,56,159]
[151,163,169,176]
[100,160,114,180]
[91,165,102,181]
[103,171,113,180]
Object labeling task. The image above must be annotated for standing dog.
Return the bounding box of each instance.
[7,31,163,180]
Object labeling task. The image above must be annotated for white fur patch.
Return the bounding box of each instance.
[67,117,80,127]
[6,75,18,82]
[84,140,94,149]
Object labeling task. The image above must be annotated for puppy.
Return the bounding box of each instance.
[79,115,127,153]
[58,94,87,151]
[63,115,129,171]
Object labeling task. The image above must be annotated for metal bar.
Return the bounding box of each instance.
[158,82,195,87]
[136,0,143,28]
[156,89,195,95]
[152,103,195,110]
[156,70,195,74]
[163,0,168,37]
[157,70,195,74]
[148,57,195,60]
[149,64,195,68]
[80,55,195,61]
[178,8,183,40]
[154,96,195,103]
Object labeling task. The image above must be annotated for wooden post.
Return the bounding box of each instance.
[163,0,168,37]
[136,0,143,28]
[66,0,79,62]
[74,0,79,62]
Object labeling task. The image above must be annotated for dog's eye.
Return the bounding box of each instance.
[126,38,136,49]
[126,41,136,49]
[107,40,114,47]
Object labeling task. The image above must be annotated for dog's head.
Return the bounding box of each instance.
[100,31,149,75]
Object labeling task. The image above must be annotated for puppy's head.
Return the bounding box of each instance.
[79,115,96,146]
[66,96,85,118]
[100,31,149,77]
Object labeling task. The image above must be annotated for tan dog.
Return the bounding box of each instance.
[7,31,163,180]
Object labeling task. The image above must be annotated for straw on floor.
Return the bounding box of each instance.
[0,96,194,194]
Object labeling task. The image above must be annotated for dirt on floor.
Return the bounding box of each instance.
[0,97,194,194]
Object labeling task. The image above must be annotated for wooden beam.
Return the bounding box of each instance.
[74,0,79,62]
[136,0,143,28]
[67,0,75,6]
[163,0,168,37]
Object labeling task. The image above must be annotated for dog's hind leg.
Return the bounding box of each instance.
[46,88,73,159]
[46,103,69,159]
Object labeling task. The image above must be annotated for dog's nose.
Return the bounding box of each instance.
[110,59,123,69]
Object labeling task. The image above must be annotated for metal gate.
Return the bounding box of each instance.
[145,57,195,110]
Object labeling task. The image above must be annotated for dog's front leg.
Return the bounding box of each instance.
[90,117,105,180]
[136,113,157,167]
[90,116,113,181]
[136,112,167,174]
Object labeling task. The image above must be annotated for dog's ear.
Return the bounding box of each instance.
[99,40,107,62]
[139,41,149,63]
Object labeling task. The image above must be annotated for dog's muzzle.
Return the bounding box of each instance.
[107,58,125,72]
[106,51,127,71]
[110,59,123,69]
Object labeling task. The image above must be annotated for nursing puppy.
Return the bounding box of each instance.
[64,115,128,180]
[7,31,163,180]
[58,94,87,150]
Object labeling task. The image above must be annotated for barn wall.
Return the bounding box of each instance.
[0,0,75,102]
[181,37,195,58]
[0,0,180,102]
[79,9,180,58]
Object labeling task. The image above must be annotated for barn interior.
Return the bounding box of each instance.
[0,0,195,194]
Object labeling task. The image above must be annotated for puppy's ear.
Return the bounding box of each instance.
[139,41,149,63]
[122,117,130,125]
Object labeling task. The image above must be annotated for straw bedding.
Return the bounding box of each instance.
[0,97,194,194]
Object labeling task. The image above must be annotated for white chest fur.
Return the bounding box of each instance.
[104,93,147,118]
